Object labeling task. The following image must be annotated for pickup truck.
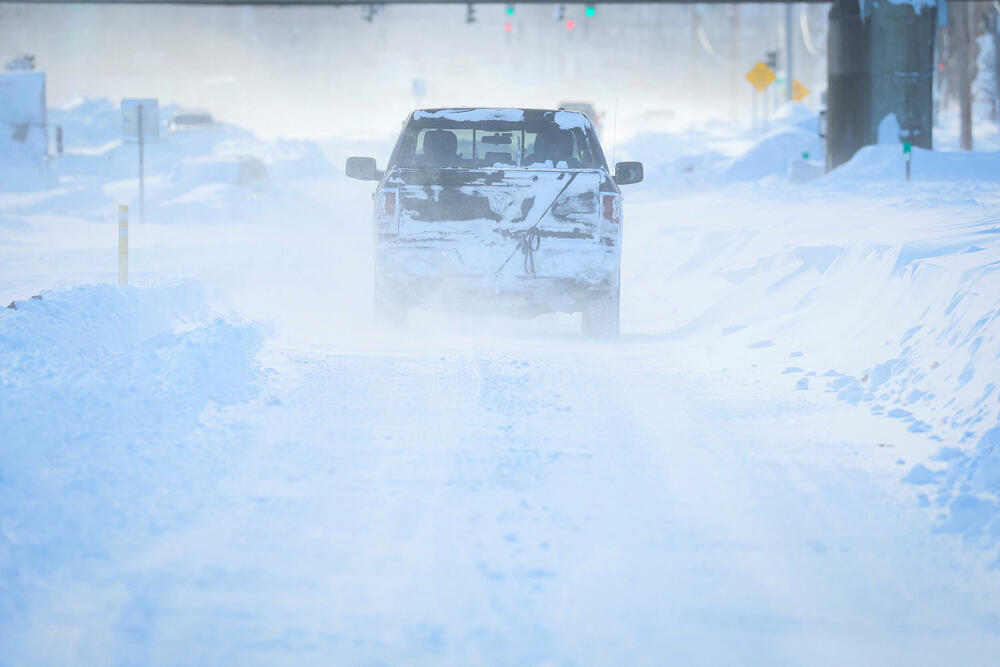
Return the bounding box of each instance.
[346,108,642,337]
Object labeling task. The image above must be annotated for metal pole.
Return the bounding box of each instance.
[138,104,145,223]
[785,3,794,102]
[763,87,769,130]
[118,205,128,286]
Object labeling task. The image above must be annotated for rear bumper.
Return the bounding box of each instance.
[376,242,619,314]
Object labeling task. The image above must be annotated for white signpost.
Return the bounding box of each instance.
[121,98,158,223]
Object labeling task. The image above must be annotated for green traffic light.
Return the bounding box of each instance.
[585,5,595,17]
[506,4,515,15]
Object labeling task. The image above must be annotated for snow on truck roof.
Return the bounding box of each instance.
[412,108,590,131]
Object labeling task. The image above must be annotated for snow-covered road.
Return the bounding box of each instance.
[6,331,1000,665]
[3,103,1000,664]
[151,340,1000,666]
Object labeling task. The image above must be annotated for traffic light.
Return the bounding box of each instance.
[585,5,595,17]
[554,3,564,21]
[565,19,575,30]
[466,2,476,24]
[506,4,514,16]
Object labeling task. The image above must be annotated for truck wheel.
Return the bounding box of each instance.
[581,288,620,339]
[374,284,407,328]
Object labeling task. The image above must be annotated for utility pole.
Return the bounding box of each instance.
[994,4,1000,126]
[137,104,145,223]
[825,0,936,170]
[955,1,973,150]
[992,3,1000,126]
[690,7,700,109]
[730,5,740,121]
[785,3,794,102]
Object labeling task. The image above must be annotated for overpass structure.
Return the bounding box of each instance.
[6,0,953,171]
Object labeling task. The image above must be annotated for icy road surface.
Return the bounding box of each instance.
[5,329,1000,665]
[3,106,1000,664]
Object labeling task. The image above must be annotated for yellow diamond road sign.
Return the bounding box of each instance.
[792,79,810,103]
[745,62,776,92]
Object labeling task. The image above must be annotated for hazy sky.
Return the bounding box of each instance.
[1,3,827,138]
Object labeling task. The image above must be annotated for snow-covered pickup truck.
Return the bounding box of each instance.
[346,108,642,337]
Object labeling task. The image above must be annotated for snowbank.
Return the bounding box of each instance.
[771,101,821,132]
[827,144,1000,184]
[48,97,124,149]
[0,282,263,646]
[33,97,337,224]
[625,176,1000,557]
[721,125,823,182]
[0,281,263,445]
[619,106,823,191]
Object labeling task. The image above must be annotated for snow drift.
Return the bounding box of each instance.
[828,144,1000,184]
[620,103,824,191]
[0,281,263,446]
[0,281,264,657]
[625,173,1000,559]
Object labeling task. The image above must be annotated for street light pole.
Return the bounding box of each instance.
[785,3,794,102]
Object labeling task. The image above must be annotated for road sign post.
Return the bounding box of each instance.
[121,99,158,224]
[138,106,145,223]
[785,5,793,103]
[746,61,776,131]
[118,205,128,286]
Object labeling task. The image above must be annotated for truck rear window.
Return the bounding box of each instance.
[388,110,606,170]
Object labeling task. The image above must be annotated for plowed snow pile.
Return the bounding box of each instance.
[1,282,262,444]
[0,283,262,596]
[624,129,1000,558]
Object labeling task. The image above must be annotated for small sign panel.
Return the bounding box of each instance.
[122,98,159,143]
[411,79,427,99]
[745,62,776,93]
[792,80,810,103]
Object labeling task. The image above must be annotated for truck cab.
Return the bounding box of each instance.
[346,108,642,337]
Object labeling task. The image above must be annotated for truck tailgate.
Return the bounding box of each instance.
[394,168,602,239]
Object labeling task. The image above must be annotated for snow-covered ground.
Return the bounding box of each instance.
[2,100,1000,665]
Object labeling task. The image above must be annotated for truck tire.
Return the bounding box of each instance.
[581,288,620,338]
[374,283,407,328]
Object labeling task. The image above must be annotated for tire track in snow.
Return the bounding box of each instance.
[35,339,1000,666]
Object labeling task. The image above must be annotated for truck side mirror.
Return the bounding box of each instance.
[614,161,643,185]
[346,156,380,181]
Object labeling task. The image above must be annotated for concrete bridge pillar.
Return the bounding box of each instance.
[826,0,937,171]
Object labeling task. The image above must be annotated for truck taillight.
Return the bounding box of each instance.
[382,191,396,218]
[602,194,620,224]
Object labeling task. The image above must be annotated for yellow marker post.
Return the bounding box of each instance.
[118,205,128,286]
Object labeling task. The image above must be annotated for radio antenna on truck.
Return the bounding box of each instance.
[611,99,619,166]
